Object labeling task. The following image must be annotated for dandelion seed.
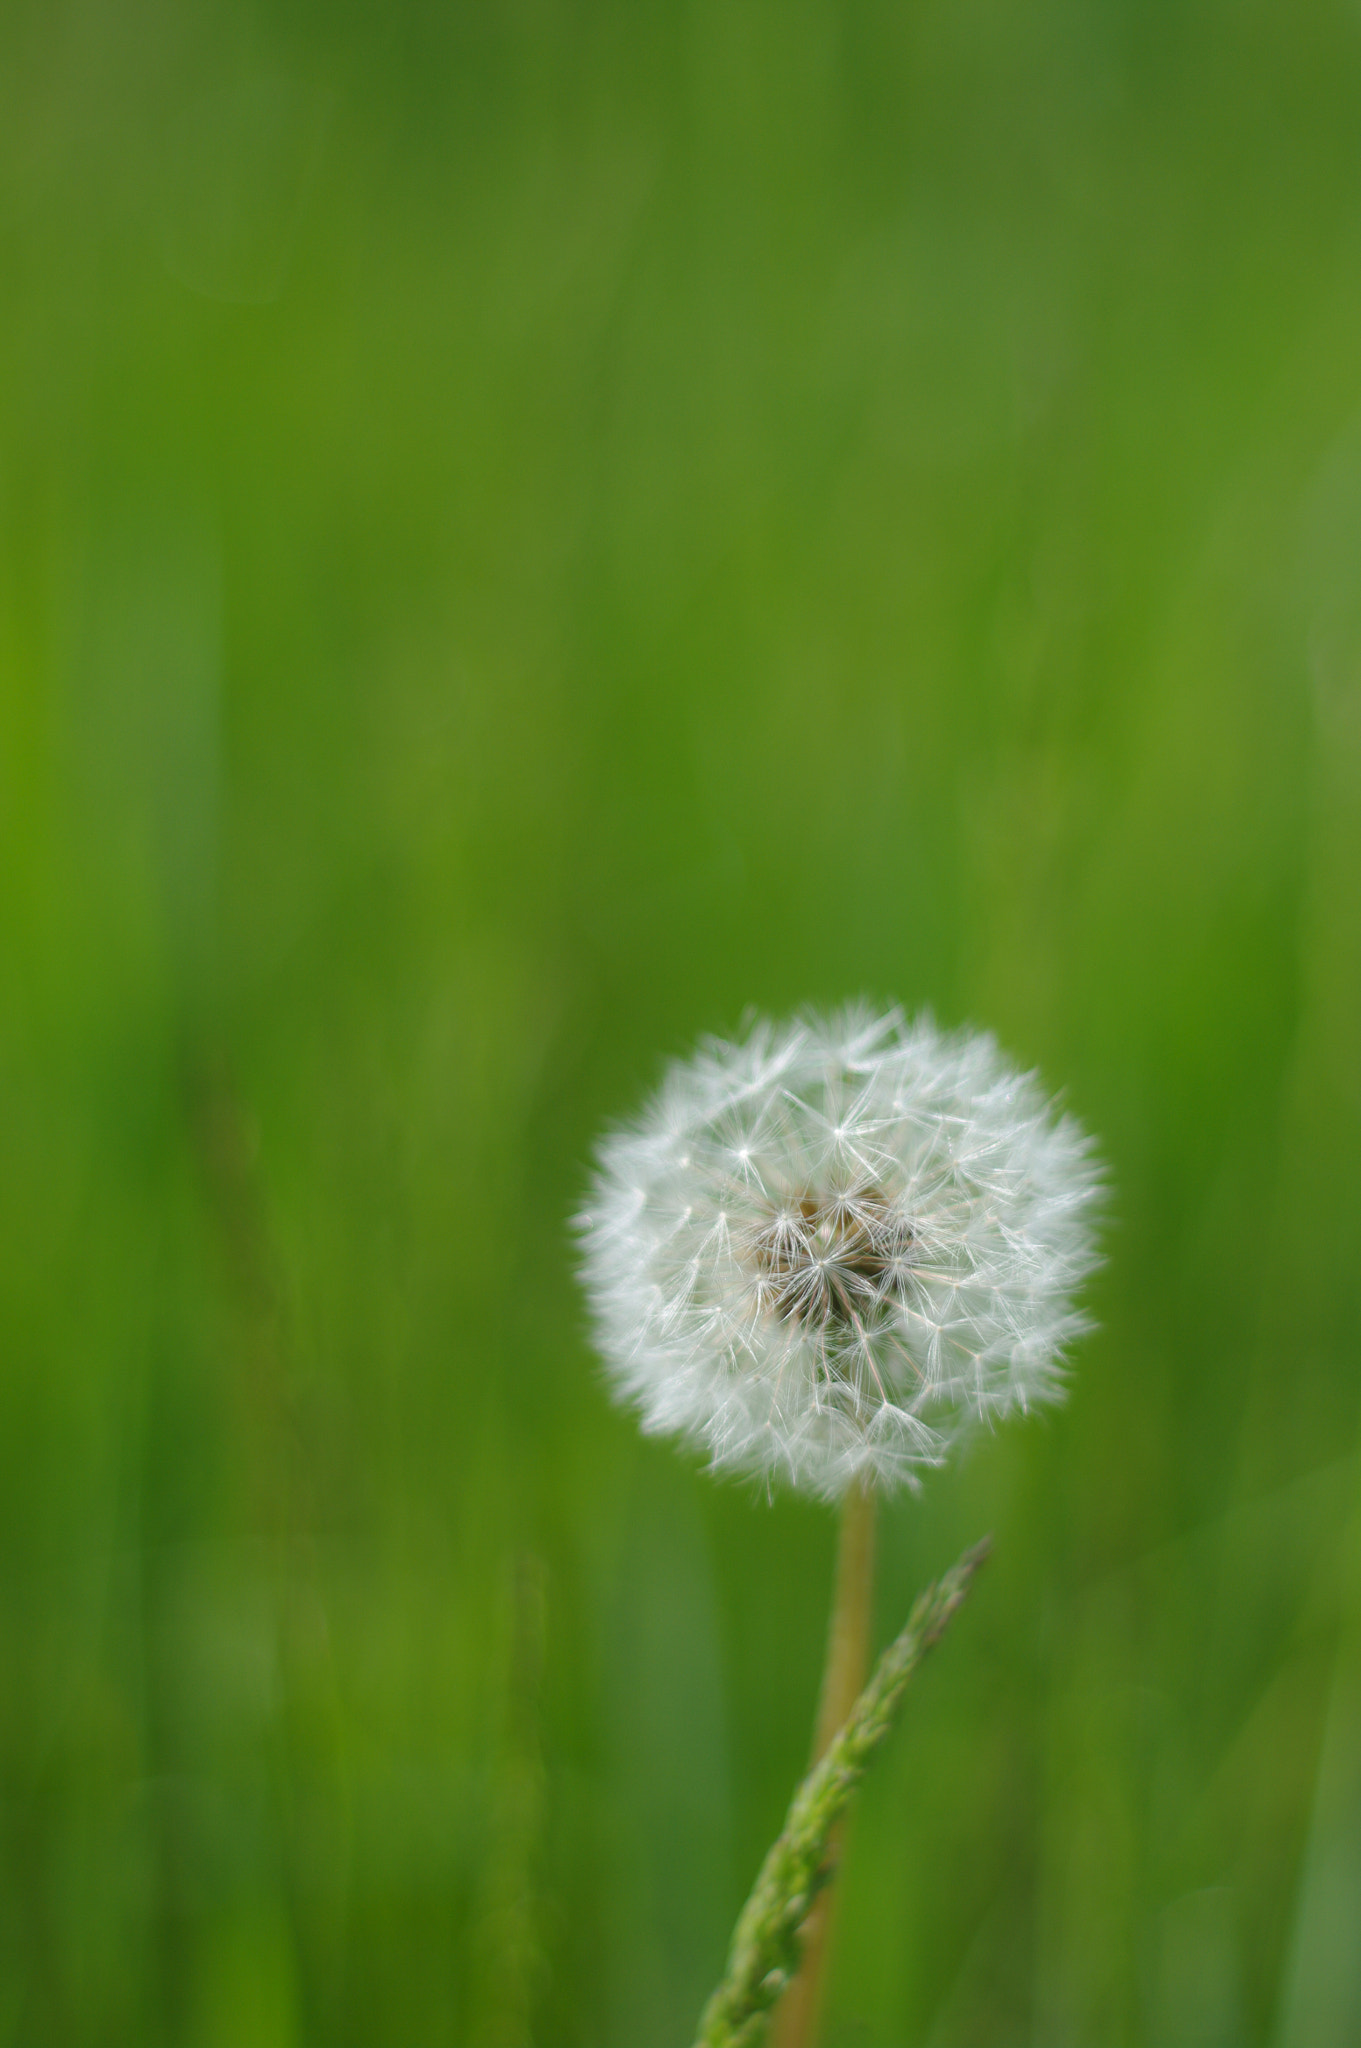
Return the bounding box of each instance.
[578,1003,1102,1500]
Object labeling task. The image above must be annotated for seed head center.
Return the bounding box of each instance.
[751,1186,913,1331]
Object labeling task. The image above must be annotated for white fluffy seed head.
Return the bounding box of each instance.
[577,1004,1103,1501]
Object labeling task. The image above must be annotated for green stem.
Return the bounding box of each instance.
[692,1536,990,2048]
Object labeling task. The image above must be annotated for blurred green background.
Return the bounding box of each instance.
[3,2,1361,2042]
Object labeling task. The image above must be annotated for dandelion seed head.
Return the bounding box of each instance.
[577,1004,1103,1500]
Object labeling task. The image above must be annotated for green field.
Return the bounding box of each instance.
[3,4,1361,2042]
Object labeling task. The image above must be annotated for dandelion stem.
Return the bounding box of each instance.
[768,1475,876,2048]
[692,1536,989,2048]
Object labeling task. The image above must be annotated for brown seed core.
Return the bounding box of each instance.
[751,1186,913,1332]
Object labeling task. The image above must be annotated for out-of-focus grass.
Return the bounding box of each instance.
[2,3,1360,2043]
